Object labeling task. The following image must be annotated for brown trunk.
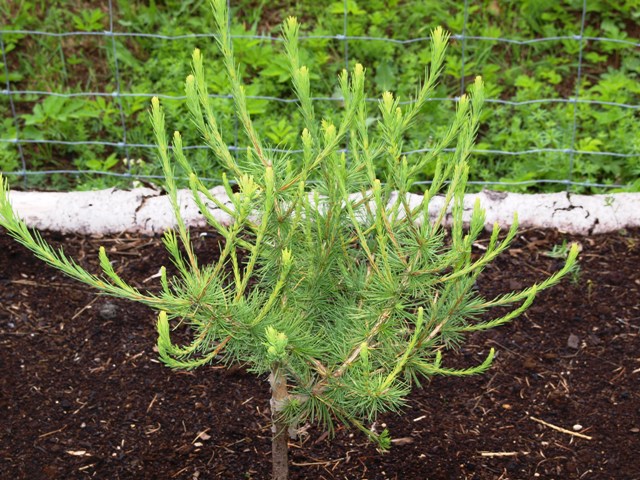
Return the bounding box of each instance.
[269,366,289,480]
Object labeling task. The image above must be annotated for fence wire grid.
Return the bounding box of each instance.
[1,0,639,191]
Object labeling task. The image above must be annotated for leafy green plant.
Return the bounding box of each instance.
[21,96,101,134]
[545,239,574,259]
[2,0,638,191]
[71,8,106,32]
[0,118,20,173]
[83,152,119,173]
[0,2,579,478]
[546,240,582,285]
[15,95,104,183]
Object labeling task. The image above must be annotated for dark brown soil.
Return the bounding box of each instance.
[1,227,639,479]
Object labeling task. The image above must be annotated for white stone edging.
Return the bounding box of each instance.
[5,188,639,236]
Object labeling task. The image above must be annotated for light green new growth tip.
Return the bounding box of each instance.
[0,0,579,477]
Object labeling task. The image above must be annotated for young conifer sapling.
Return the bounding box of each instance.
[0,1,579,478]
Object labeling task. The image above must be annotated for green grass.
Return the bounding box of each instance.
[1,0,639,192]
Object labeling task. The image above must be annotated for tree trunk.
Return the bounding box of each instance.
[269,366,289,480]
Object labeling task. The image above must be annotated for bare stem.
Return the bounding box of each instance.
[269,365,289,480]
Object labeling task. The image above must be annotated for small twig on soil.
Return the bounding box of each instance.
[191,429,211,444]
[71,400,88,415]
[105,250,144,257]
[171,466,189,478]
[530,416,593,440]
[291,458,344,467]
[144,423,161,435]
[124,351,145,364]
[71,297,98,320]
[146,393,158,414]
[38,424,69,439]
[480,451,528,457]
[10,279,91,290]
[143,268,164,283]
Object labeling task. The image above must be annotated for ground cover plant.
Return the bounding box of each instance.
[1,0,639,191]
[0,1,581,478]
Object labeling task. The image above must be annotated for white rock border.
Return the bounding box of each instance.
[5,188,639,236]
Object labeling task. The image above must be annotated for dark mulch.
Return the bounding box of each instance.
[0,227,638,479]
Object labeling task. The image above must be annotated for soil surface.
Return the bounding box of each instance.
[1,227,639,479]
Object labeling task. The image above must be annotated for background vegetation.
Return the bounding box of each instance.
[1,0,639,192]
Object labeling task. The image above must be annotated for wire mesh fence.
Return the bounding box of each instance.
[1,0,638,191]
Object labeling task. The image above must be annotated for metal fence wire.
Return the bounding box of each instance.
[1,0,639,190]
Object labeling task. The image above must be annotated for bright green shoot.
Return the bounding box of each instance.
[0,1,578,478]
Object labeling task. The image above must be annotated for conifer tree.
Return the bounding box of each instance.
[0,1,578,478]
